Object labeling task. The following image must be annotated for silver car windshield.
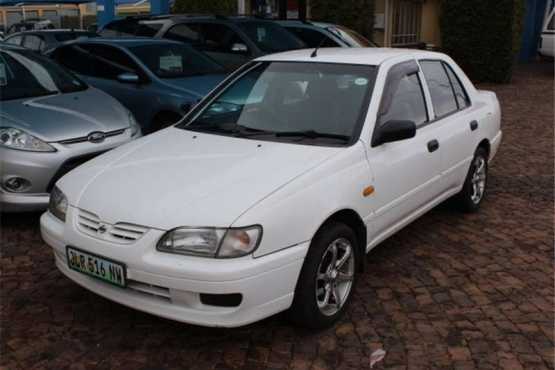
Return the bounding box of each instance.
[0,48,87,101]
[181,61,377,146]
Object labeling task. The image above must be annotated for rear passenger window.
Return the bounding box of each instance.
[420,60,458,118]
[23,35,44,51]
[53,44,95,75]
[165,24,201,45]
[444,64,470,109]
[378,62,428,127]
[286,27,339,48]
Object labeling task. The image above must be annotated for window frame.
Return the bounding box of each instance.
[374,59,430,141]
[418,59,473,124]
[178,60,378,147]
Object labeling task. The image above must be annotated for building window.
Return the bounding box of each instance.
[391,0,422,46]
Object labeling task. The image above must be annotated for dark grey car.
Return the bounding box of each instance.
[275,20,377,48]
[48,38,228,133]
[0,45,141,212]
[99,15,306,70]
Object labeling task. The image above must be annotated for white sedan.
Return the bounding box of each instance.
[41,48,502,329]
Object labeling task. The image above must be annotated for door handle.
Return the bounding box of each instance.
[427,139,439,153]
[470,120,478,131]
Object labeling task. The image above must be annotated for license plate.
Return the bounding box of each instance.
[66,246,126,287]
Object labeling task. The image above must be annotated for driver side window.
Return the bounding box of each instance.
[377,61,428,128]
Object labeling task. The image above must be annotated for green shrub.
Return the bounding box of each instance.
[310,0,374,39]
[440,0,525,83]
[172,0,237,15]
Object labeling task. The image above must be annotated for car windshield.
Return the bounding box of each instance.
[129,43,225,78]
[179,61,376,146]
[0,48,87,101]
[328,25,375,47]
[236,21,306,53]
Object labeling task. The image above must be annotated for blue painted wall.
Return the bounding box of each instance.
[520,0,553,61]
[96,0,170,27]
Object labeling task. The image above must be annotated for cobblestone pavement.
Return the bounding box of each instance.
[1,63,553,370]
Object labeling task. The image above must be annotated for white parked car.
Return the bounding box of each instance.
[41,48,502,328]
[539,8,555,58]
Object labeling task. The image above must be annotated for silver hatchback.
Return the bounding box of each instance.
[0,45,141,212]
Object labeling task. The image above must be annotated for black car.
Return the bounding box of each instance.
[4,29,98,53]
[99,15,306,69]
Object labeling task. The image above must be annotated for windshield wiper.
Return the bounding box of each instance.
[184,122,270,137]
[274,130,350,141]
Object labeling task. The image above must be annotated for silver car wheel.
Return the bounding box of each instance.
[315,237,355,316]
[470,156,487,204]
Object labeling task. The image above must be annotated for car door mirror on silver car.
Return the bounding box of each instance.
[230,43,248,53]
[372,120,416,147]
[117,72,140,84]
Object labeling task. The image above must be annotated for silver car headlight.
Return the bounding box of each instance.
[127,111,141,137]
[49,186,68,222]
[157,226,262,258]
[0,127,56,152]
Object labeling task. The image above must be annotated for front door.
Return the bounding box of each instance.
[366,60,442,244]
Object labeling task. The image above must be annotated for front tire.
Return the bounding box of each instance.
[454,147,488,213]
[289,222,359,329]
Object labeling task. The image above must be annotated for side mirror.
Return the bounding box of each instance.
[230,43,248,53]
[117,72,140,84]
[372,120,416,147]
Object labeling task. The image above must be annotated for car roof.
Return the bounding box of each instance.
[65,37,182,47]
[114,14,275,24]
[7,29,93,36]
[256,47,444,65]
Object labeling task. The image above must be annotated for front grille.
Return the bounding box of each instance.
[58,129,126,145]
[77,209,149,244]
[47,151,106,192]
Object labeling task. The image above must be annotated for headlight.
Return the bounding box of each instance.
[127,111,141,137]
[49,186,68,222]
[0,127,55,152]
[157,226,262,258]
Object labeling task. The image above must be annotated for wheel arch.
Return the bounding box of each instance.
[315,208,367,271]
[477,138,491,159]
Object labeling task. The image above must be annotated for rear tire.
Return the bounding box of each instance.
[454,147,488,213]
[289,222,359,329]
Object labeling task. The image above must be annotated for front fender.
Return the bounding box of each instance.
[233,141,374,258]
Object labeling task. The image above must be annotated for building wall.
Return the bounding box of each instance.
[420,0,441,48]
[374,0,387,46]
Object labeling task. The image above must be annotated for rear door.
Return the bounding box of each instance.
[419,59,477,192]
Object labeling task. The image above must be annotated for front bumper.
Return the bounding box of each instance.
[40,210,308,327]
[489,130,502,162]
[0,130,137,213]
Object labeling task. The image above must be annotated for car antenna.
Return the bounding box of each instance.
[310,35,327,58]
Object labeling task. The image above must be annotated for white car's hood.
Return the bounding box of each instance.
[59,128,342,230]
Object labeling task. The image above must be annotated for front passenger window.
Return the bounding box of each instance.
[378,62,428,127]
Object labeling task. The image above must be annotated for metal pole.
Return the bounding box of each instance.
[278,0,286,19]
[298,0,306,21]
